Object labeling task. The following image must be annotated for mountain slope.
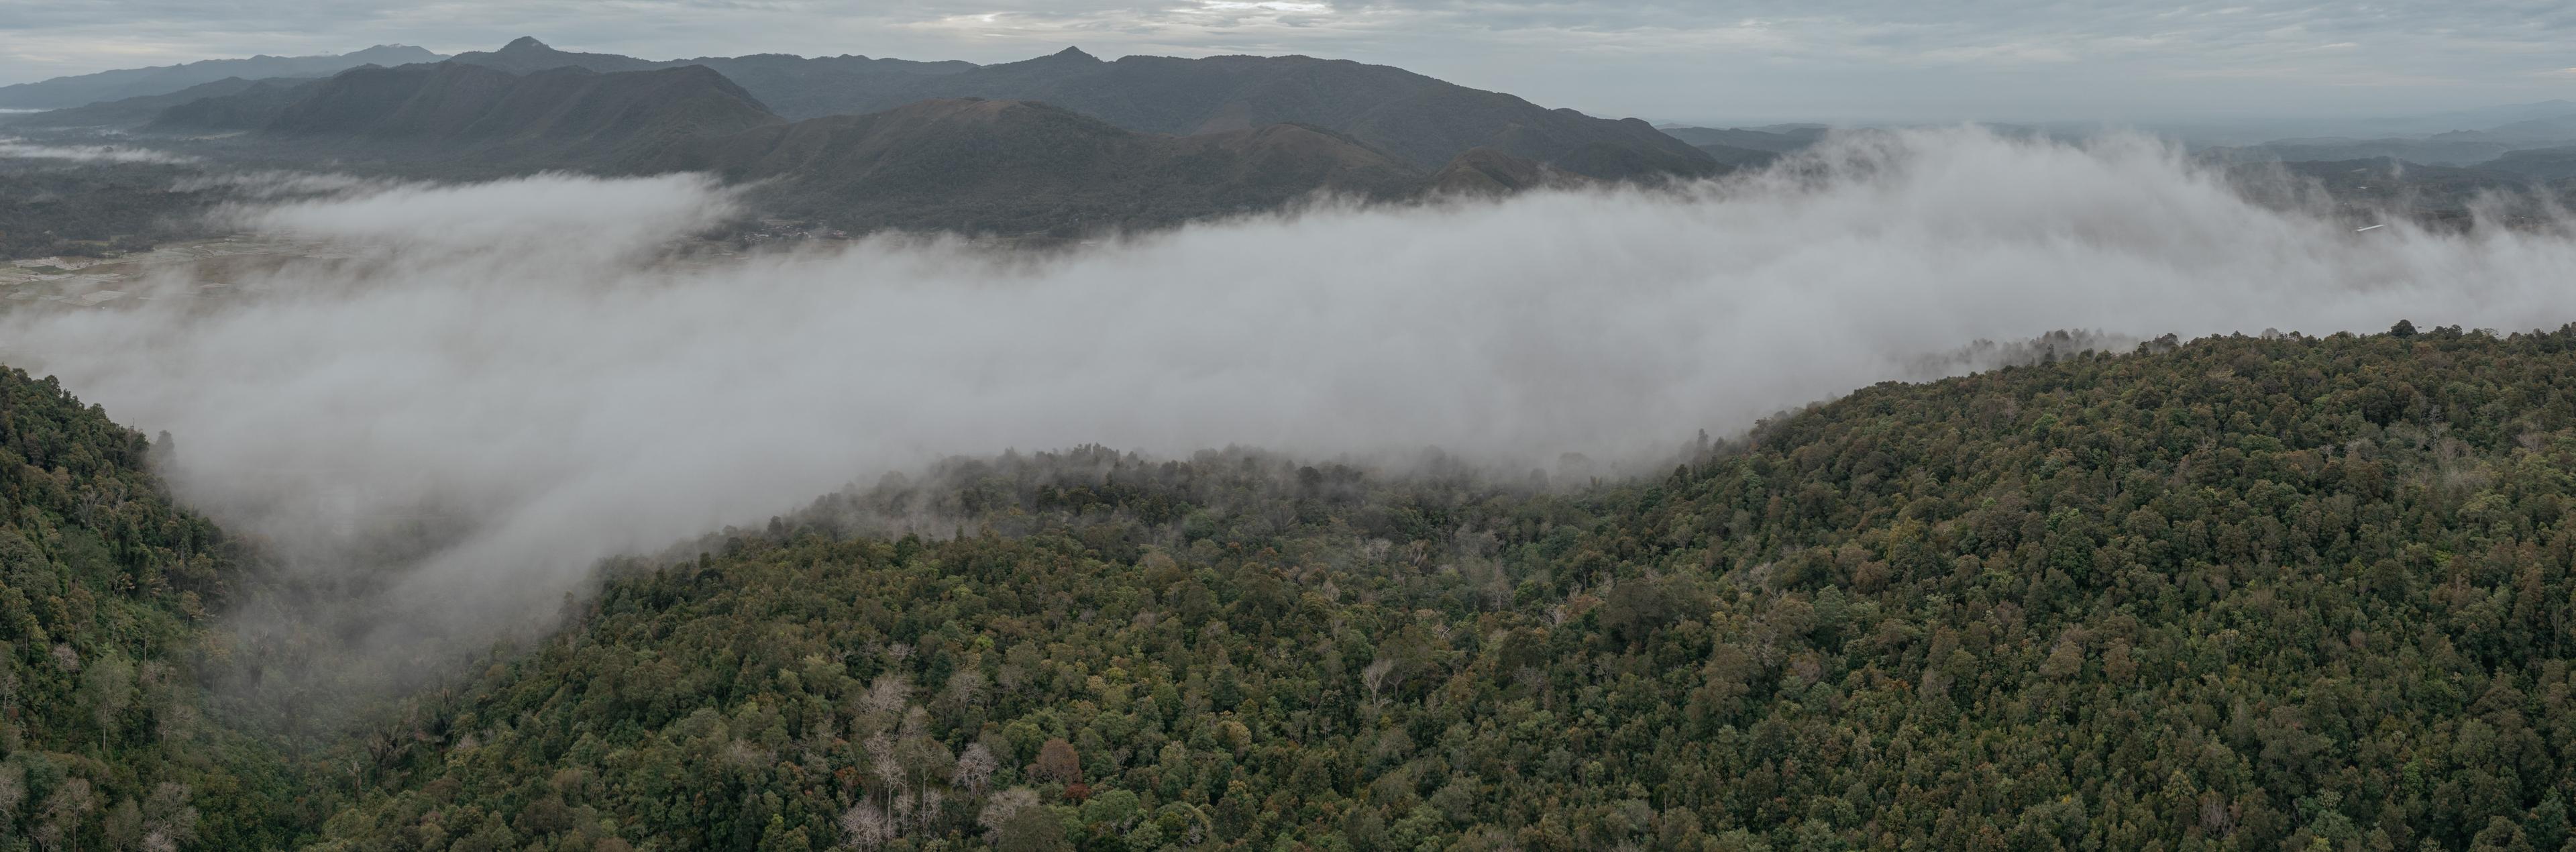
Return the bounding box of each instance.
[650,98,1428,234]
[253,62,784,165]
[145,78,321,133]
[1426,146,1577,195]
[2482,146,2576,181]
[2241,136,2521,168]
[441,38,1713,180]
[439,36,667,74]
[153,64,1500,234]
[806,48,1717,180]
[672,53,978,121]
[444,38,975,120]
[0,77,272,129]
[302,325,2576,851]
[0,45,442,109]
[0,367,305,849]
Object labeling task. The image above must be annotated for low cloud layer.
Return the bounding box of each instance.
[0,138,195,163]
[6,128,2576,657]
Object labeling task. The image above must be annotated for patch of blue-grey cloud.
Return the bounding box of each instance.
[3,0,2572,125]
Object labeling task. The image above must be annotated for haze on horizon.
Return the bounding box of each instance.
[4,0,2574,129]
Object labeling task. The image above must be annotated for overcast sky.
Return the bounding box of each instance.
[4,1,2573,125]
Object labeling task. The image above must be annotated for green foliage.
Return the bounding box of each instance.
[0,366,301,850]
[299,327,2576,850]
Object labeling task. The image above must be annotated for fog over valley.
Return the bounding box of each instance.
[9,129,2576,641]
[13,13,2576,851]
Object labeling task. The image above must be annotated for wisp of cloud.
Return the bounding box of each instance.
[0,138,197,164]
[5,128,2576,676]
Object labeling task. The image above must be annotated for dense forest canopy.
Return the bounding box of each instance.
[283,324,2576,851]
[0,366,307,850]
[8,324,2576,850]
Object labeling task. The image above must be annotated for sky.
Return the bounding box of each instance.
[2,1,2575,131]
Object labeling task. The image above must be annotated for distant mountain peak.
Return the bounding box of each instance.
[1048,46,1099,62]
[502,36,553,51]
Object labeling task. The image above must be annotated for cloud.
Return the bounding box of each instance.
[7,127,2576,694]
[172,169,411,199]
[233,170,736,257]
[0,138,195,163]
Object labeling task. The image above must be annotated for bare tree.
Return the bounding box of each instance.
[977,788,1040,840]
[868,732,904,792]
[839,801,896,851]
[1362,657,1402,704]
[954,743,998,794]
[0,763,24,821]
[36,777,97,852]
[944,669,986,706]
[859,674,910,718]
[140,784,198,852]
[915,787,945,834]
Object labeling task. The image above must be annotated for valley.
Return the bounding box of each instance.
[7,14,2576,852]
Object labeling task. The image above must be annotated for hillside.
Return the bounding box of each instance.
[439,36,670,74]
[444,37,975,120]
[808,49,1715,180]
[0,368,305,848]
[2245,137,2519,168]
[250,61,784,166]
[2482,146,2576,182]
[650,98,1430,235]
[0,77,282,130]
[145,78,321,134]
[442,38,1714,180]
[296,325,2576,850]
[0,45,441,109]
[132,63,1612,235]
[1426,147,1579,195]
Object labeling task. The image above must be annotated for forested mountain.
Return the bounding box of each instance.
[2237,138,2520,168]
[764,48,1715,180]
[246,62,784,166]
[443,38,976,121]
[2483,147,2576,182]
[0,368,303,849]
[0,45,442,109]
[1424,148,1580,196]
[440,37,673,75]
[437,38,1714,180]
[144,78,321,134]
[150,61,1609,235]
[287,325,2576,851]
[647,99,1434,235]
[0,77,300,131]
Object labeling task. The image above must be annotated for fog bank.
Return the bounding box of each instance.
[5,127,2576,649]
[0,138,197,164]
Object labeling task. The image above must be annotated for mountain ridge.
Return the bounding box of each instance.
[645,97,1467,235]
[0,44,444,109]
[437,36,1716,180]
[234,61,784,166]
